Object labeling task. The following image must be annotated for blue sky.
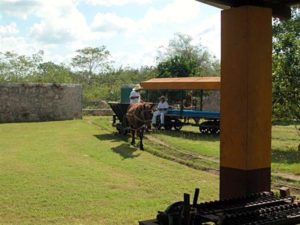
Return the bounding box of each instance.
[0,0,221,68]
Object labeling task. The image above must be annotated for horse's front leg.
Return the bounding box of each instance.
[131,129,136,145]
[139,128,144,150]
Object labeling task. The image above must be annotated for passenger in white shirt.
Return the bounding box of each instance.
[129,84,142,104]
[152,96,169,125]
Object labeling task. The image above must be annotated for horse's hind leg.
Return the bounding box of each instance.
[131,129,135,145]
[139,128,144,150]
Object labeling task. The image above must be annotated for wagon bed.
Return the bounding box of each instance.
[166,109,220,120]
[159,109,220,134]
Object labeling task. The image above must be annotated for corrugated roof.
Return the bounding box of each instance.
[140,76,220,90]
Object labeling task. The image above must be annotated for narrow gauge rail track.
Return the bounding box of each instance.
[88,118,300,195]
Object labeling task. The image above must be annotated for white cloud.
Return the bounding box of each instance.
[113,49,156,68]
[0,0,221,68]
[0,0,93,64]
[83,0,150,6]
[91,0,203,35]
[87,0,220,68]
[0,36,39,55]
[29,0,93,45]
[92,13,136,33]
[30,22,76,44]
[141,0,201,28]
[0,0,41,19]
[0,23,19,37]
[187,13,221,58]
[0,24,38,56]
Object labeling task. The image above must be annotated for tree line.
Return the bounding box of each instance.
[0,33,219,107]
[0,9,299,122]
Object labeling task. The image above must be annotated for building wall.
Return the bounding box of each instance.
[0,83,82,122]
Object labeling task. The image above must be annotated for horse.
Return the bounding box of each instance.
[126,103,154,150]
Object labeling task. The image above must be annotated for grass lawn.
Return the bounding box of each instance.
[166,124,300,175]
[0,118,218,225]
[93,116,300,188]
[93,117,220,171]
[271,124,300,175]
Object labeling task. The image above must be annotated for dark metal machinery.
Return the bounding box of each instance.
[139,188,300,225]
[108,102,130,135]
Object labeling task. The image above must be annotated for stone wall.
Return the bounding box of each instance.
[0,83,82,122]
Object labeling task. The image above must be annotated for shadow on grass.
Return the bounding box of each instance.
[94,134,141,159]
[272,148,300,164]
[152,129,219,142]
[111,143,140,159]
[94,133,129,142]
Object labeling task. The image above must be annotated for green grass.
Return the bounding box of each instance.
[92,117,220,171]
[151,129,220,158]
[94,116,300,189]
[0,117,299,224]
[100,117,300,184]
[0,119,218,225]
[271,124,300,175]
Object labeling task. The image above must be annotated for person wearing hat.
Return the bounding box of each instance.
[152,96,169,126]
[129,84,142,104]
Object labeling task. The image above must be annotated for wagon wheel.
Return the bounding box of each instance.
[164,124,173,130]
[173,119,183,131]
[116,123,122,134]
[210,127,219,135]
[154,116,162,130]
[121,127,128,136]
[199,125,208,134]
[163,117,173,130]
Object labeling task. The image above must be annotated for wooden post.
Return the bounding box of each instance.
[220,6,272,199]
[200,90,203,111]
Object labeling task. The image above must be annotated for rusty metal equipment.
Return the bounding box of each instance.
[139,188,300,225]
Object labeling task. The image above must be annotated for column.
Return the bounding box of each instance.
[220,6,272,199]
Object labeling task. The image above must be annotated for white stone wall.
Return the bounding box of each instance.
[0,83,82,122]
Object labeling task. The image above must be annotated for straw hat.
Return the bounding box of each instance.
[159,95,166,100]
[133,84,142,91]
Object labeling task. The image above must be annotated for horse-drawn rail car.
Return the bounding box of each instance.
[140,76,221,134]
[165,109,220,133]
[109,101,153,150]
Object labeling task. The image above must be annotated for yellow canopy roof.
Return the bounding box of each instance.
[140,76,220,90]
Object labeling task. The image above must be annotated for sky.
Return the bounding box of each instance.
[0,0,221,68]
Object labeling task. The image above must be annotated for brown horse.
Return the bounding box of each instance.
[126,103,154,150]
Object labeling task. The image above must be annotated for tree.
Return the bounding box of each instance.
[34,62,74,83]
[0,50,43,82]
[272,9,300,151]
[272,9,300,121]
[71,46,111,79]
[156,33,220,78]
